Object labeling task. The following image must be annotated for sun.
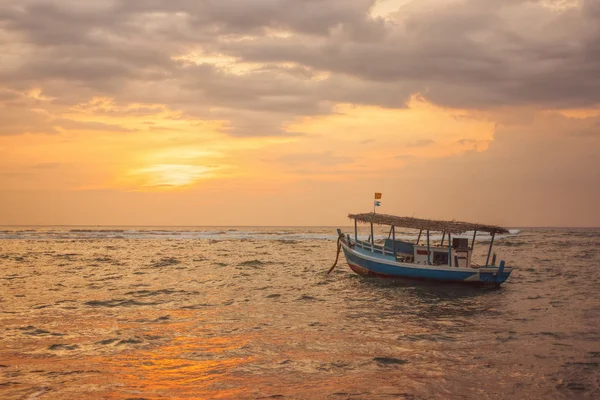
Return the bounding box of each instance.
[127,164,214,189]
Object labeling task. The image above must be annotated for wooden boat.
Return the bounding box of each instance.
[331,213,513,286]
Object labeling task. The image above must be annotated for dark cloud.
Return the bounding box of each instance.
[223,0,600,109]
[0,0,598,136]
[116,0,380,38]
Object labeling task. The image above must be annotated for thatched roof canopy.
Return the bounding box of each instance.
[348,212,509,235]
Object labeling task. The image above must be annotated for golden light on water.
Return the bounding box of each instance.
[101,336,252,399]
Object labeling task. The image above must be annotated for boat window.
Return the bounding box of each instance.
[433,251,449,265]
[452,238,469,249]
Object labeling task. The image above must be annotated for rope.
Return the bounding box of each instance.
[327,234,343,275]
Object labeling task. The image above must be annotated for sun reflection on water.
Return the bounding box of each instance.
[98,320,252,399]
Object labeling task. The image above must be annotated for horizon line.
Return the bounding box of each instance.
[1,224,599,229]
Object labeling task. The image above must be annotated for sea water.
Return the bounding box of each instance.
[1,227,599,399]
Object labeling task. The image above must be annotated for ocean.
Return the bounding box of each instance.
[1,226,599,399]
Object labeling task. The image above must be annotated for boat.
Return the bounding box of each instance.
[329,212,513,286]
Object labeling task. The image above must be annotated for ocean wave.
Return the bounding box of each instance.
[0,226,532,242]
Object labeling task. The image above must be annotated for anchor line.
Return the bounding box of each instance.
[327,234,343,275]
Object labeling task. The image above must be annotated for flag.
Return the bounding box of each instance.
[374,201,381,207]
[374,192,382,199]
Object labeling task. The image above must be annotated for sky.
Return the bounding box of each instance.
[0,0,599,227]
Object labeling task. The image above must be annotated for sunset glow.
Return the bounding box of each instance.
[1,0,598,226]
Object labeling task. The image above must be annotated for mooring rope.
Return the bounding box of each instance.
[327,234,343,275]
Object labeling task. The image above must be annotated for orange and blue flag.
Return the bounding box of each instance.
[374,192,382,199]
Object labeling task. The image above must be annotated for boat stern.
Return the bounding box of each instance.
[477,261,513,285]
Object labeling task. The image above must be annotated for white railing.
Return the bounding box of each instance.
[353,239,394,257]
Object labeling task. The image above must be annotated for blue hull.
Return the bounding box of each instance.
[341,241,512,285]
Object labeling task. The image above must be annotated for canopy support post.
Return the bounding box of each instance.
[392,225,396,259]
[440,231,446,247]
[387,225,393,239]
[426,230,431,265]
[354,219,358,243]
[416,229,422,245]
[448,232,452,266]
[471,230,477,250]
[370,222,374,252]
[485,231,496,267]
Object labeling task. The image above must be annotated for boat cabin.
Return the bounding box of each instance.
[387,239,471,266]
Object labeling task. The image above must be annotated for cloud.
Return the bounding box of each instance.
[268,150,353,167]
[223,0,600,108]
[407,139,435,147]
[0,106,57,135]
[53,118,133,132]
[0,101,133,135]
[0,0,598,137]
[30,162,63,169]
[362,109,600,227]
[456,138,478,145]
[0,88,20,101]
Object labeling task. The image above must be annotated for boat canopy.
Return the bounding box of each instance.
[348,212,509,235]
